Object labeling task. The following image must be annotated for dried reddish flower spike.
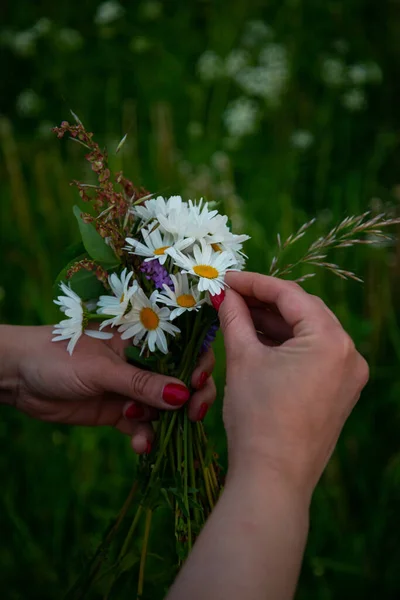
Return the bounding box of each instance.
[66,259,109,288]
[53,120,150,254]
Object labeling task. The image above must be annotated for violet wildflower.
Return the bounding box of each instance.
[140,259,172,289]
[201,322,219,353]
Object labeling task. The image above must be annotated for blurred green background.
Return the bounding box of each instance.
[1,0,400,598]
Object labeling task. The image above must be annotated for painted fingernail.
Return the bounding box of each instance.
[197,371,209,390]
[197,402,209,421]
[162,383,190,406]
[125,402,145,419]
[145,441,152,455]
[210,290,225,311]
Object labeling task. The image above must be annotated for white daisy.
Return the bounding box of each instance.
[53,282,112,355]
[158,199,225,243]
[133,195,184,223]
[156,204,193,241]
[207,222,249,247]
[157,273,205,320]
[125,227,192,265]
[118,288,180,354]
[97,268,138,328]
[207,230,249,269]
[167,240,238,295]
[186,200,226,241]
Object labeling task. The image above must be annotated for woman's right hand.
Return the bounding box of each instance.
[218,272,369,499]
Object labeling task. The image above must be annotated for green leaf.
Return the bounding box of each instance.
[117,551,140,574]
[73,205,119,265]
[69,269,105,300]
[63,241,86,263]
[125,346,158,369]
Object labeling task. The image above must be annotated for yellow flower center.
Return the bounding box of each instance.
[177,294,196,308]
[140,307,160,330]
[211,243,222,252]
[120,293,125,303]
[154,246,170,256]
[193,265,219,279]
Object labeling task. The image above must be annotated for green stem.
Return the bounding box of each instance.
[146,411,178,491]
[188,421,200,527]
[64,483,138,599]
[194,426,214,511]
[168,437,176,476]
[178,312,204,384]
[183,410,192,551]
[87,313,111,321]
[137,509,153,599]
[198,422,219,494]
[118,504,143,560]
[116,412,174,566]
[176,414,182,472]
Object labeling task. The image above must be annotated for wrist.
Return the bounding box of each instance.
[0,325,21,406]
[226,454,313,512]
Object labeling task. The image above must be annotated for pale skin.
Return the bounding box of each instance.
[0,272,369,599]
[0,325,216,453]
[167,271,369,600]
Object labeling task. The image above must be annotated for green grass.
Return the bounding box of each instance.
[1,0,400,598]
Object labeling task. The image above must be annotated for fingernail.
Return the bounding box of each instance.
[125,402,145,419]
[162,383,190,406]
[197,371,209,390]
[145,441,152,455]
[197,402,209,421]
[210,290,225,311]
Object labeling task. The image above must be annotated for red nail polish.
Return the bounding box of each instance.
[163,383,190,406]
[197,371,209,390]
[125,402,145,419]
[145,441,152,455]
[210,290,225,311]
[197,403,209,421]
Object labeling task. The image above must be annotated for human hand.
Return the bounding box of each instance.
[218,272,369,499]
[0,325,216,453]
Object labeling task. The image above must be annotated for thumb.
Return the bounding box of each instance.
[218,288,258,361]
[99,361,190,410]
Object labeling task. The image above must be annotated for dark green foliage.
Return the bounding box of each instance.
[72,206,119,267]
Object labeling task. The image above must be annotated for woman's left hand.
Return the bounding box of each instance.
[0,325,216,453]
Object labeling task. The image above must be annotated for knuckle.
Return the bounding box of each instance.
[208,351,216,371]
[203,378,217,405]
[340,333,356,358]
[327,330,356,361]
[129,369,154,400]
[310,294,328,310]
[285,280,302,293]
[200,347,216,371]
[356,355,369,388]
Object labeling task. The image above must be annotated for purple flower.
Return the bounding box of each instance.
[201,322,219,354]
[140,259,172,290]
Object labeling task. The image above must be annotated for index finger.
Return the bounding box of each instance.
[225,271,337,337]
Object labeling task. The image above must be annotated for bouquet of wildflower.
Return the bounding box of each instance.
[52,118,249,599]
[53,117,399,599]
